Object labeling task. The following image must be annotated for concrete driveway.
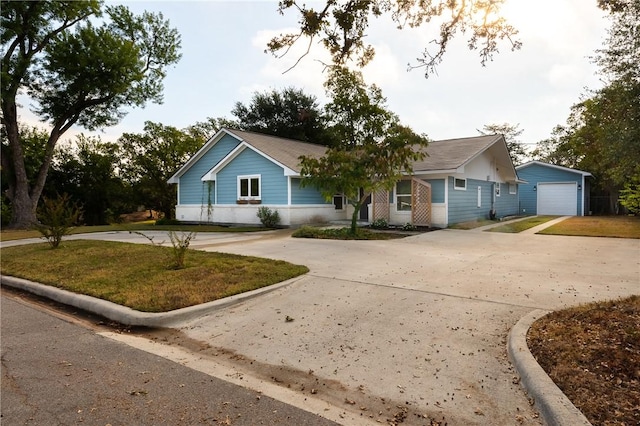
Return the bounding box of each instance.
[4,225,638,424]
[122,226,635,425]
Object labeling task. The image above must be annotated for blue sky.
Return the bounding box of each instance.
[19,0,609,150]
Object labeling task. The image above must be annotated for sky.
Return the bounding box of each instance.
[18,0,610,151]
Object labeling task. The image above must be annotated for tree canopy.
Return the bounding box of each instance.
[531,0,639,213]
[118,121,204,220]
[300,67,429,234]
[478,123,527,166]
[231,87,333,145]
[267,0,521,75]
[1,0,181,228]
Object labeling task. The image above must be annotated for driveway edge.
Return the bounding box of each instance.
[507,309,592,426]
[1,274,304,327]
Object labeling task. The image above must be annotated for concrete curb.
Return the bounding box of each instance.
[508,309,592,426]
[1,274,304,328]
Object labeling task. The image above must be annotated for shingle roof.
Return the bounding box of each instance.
[224,128,327,172]
[412,134,502,172]
[227,129,503,173]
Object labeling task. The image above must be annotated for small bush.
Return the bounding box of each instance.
[34,193,83,249]
[292,226,324,238]
[155,217,181,225]
[402,223,418,231]
[167,230,196,269]
[129,229,195,269]
[257,206,280,228]
[292,226,402,240]
[370,218,388,229]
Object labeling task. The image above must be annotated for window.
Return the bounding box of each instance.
[454,178,466,190]
[396,180,412,211]
[509,183,517,195]
[238,175,260,200]
[495,182,501,197]
[333,194,345,210]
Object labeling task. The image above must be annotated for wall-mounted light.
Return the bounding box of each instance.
[533,185,537,191]
[578,184,582,190]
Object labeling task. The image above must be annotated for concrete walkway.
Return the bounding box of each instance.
[2,223,638,425]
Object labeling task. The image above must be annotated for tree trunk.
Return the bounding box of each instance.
[350,203,360,235]
[3,98,39,229]
[8,190,37,229]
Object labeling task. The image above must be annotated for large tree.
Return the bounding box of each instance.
[300,67,429,234]
[1,1,181,228]
[118,121,204,220]
[267,0,521,75]
[531,0,639,212]
[46,136,132,225]
[478,123,527,165]
[232,87,333,145]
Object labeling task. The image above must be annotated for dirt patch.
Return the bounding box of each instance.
[138,327,455,425]
[527,296,640,425]
[118,210,159,223]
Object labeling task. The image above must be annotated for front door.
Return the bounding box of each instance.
[359,188,370,221]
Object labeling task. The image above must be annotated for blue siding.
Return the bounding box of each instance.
[291,178,329,204]
[179,135,239,204]
[447,178,517,224]
[494,183,519,217]
[424,179,445,203]
[517,163,585,215]
[217,148,288,204]
[448,178,493,224]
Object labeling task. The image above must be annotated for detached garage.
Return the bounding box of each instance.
[516,161,592,216]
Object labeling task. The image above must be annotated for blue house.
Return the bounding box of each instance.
[168,129,523,227]
[516,161,592,216]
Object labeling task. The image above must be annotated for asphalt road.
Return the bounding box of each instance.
[1,292,338,426]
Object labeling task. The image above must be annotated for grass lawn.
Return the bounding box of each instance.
[538,216,640,238]
[487,216,557,233]
[448,219,497,230]
[0,240,308,312]
[0,222,266,242]
[527,296,639,425]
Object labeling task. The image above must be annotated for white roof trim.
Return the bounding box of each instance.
[200,140,298,182]
[167,128,243,184]
[516,160,592,177]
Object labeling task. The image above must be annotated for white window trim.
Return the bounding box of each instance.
[454,177,466,191]
[333,194,346,210]
[395,180,412,212]
[237,174,261,200]
[495,182,501,197]
[509,183,517,195]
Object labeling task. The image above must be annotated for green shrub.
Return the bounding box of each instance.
[619,176,640,215]
[292,226,324,238]
[292,226,398,240]
[402,223,418,231]
[155,217,181,225]
[370,218,388,229]
[34,193,83,248]
[257,206,280,228]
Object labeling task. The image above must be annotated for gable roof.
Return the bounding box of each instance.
[516,160,592,176]
[227,129,327,172]
[168,128,327,183]
[412,134,504,172]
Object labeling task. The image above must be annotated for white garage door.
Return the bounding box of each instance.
[538,183,577,215]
